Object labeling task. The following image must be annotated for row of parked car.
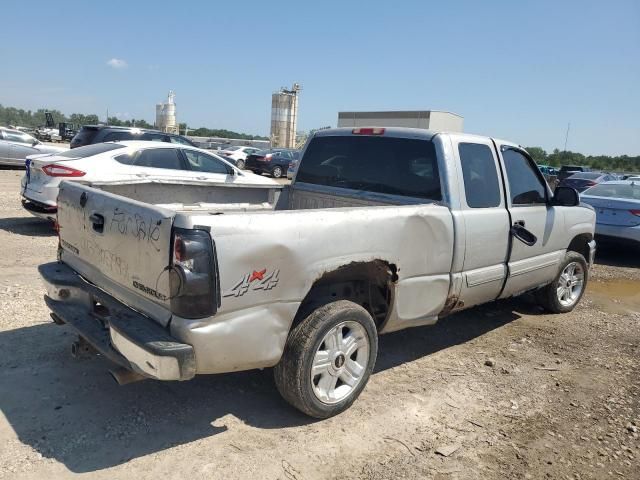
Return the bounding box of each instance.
[2,124,301,180]
[555,165,639,191]
[11,125,286,221]
[3,124,303,222]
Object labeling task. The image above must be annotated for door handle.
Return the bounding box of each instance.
[89,213,105,233]
[510,223,537,246]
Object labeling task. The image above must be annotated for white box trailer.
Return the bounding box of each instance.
[337,110,463,132]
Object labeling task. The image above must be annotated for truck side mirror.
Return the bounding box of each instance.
[552,186,580,207]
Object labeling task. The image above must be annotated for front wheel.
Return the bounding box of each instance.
[274,300,378,418]
[536,251,588,313]
[271,166,283,178]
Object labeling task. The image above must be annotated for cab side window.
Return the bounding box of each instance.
[459,143,501,208]
[502,148,547,205]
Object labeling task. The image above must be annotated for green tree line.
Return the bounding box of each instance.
[526,147,640,173]
[179,124,267,140]
[0,104,267,140]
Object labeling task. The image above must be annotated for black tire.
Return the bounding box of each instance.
[236,159,245,169]
[271,166,283,178]
[274,300,378,418]
[536,251,588,313]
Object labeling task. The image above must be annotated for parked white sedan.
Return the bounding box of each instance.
[218,146,262,169]
[21,141,277,220]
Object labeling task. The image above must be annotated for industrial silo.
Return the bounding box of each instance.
[270,83,301,148]
[156,90,178,134]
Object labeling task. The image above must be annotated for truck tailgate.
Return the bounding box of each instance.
[56,181,176,325]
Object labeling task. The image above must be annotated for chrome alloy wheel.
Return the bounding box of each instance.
[557,261,585,307]
[311,321,370,404]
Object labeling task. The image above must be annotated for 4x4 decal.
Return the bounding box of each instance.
[224,269,280,297]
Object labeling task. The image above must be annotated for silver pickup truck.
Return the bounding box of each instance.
[40,127,596,418]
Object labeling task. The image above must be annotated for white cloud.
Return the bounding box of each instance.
[106,58,128,69]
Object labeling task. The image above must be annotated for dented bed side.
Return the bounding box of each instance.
[171,203,454,373]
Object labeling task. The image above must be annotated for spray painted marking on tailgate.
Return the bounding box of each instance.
[110,208,163,252]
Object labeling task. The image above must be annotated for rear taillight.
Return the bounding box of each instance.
[169,228,217,319]
[352,127,385,135]
[586,181,597,186]
[42,164,86,177]
[630,210,640,217]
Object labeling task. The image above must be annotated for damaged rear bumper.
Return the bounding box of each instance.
[22,197,57,221]
[39,262,196,381]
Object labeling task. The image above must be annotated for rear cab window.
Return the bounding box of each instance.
[296,135,441,200]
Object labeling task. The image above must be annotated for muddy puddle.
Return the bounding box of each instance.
[587,278,640,314]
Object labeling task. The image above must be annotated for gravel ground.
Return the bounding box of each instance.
[0,167,638,480]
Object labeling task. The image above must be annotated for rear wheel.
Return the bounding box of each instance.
[271,166,283,178]
[274,300,378,418]
[236,159,245,169]
[536,251,588,313]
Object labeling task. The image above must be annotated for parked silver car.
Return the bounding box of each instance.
[581,180,640,246]
[0,127,67,166]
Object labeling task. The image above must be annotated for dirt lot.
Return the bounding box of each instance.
[0,167,638,480]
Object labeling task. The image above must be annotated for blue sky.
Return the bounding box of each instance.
[1,0,639,155]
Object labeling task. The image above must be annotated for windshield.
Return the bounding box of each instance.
[583,183,640,200]
[55,143,126,159]
[296,135,441,200]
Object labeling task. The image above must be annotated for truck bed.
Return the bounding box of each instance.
[84,178,436,217]
[84,179,284,214]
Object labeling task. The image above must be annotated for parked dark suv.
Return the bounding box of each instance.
[245,149,300,178]
[558,165,592,182]
[70,125,195,149]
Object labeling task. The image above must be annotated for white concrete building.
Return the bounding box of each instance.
[337,110,463,132]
